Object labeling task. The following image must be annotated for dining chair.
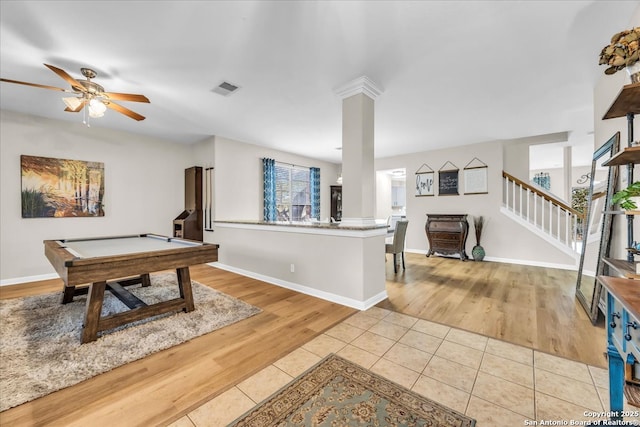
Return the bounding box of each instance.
[385,220,408,274]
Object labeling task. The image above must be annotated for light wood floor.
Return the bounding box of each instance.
[0,266,356,427]
[379,253,606,368]
[0,255,606,426]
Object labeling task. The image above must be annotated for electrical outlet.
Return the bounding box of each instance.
[290,263,295,273]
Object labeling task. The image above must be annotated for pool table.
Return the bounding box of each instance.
[44,233,219,343]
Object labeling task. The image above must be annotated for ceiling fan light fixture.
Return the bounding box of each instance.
[2,63,148,122]
[62,96,83,110]
[88,108,104,118]
[89,98,107,117]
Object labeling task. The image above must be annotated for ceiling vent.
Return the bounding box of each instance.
[212,81,240,96]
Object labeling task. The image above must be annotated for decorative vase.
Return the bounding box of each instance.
[472,244,485,261]
[627,62,640,84]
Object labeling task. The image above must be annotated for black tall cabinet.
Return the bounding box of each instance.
[330,185,342,222]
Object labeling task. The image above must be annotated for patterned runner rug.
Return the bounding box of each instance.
[230,353,476,426]
[0,272,261,411]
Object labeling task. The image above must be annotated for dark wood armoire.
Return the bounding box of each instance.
[173,166,203,241]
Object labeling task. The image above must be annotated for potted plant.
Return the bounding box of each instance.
[599,27,640,83]
[472,216,485,261]
[612,181,640,211]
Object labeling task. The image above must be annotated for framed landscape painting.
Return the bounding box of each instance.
[21,155,105,218]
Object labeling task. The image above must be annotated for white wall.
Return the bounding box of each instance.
[503,132,569,178]
[0,114,341,283]
[214,224,386,308]
[593,7,640,261]
[529,167,564,199]
[205,136,384,308]
[375,171,393,219]
[529,165,605,201]
[376,139,576,267]
[0,110,194,281]
[211,135,340,222]
[0,108,587,283]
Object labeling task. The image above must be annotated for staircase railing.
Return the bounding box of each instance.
[502,171,585,253]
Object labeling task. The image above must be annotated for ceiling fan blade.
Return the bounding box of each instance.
[106,101,145,121]
[44,63,86,92]
[0,78,70,92]
[103,92,150,103]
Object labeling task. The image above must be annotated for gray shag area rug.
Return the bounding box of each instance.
[0,272,262,411]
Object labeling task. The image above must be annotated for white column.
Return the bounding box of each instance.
[335,76,383,227]
[563,145,572,202]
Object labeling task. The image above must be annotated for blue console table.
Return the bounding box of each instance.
[599,275,640,420]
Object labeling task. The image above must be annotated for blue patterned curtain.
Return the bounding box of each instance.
[263,158,277,221]
[310,167,320,219]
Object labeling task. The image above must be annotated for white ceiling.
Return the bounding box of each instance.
[1,1,637,165]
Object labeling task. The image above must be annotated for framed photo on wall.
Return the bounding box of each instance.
[415,163,434,196]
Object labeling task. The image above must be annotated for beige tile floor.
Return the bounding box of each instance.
[169,307,639,427]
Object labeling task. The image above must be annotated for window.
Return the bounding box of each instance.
[263,158,319,222]
[275,163,311,221]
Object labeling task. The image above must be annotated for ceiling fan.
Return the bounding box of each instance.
[0,63,150,121]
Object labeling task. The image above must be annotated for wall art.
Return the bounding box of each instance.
[21,155,105,218]
[438,161,459,195]
[415,163,434,196]
[463,157,488,194]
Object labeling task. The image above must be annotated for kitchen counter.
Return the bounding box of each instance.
[213,220,388,237]
[214,220,387,231]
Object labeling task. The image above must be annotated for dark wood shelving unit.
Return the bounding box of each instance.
[603,257,640,279]
[603,83,640,264]
[603,82,640,120]
[603,146,640,166]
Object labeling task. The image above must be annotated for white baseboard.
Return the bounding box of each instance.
[0,254,576,289]
[482,256,576,271]
[0,273,59,287]
[209,262,388,311]
[404,249,576,271]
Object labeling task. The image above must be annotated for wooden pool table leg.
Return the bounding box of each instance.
[61,285,76,304]
[141,273,151,287]
[82,281,107,343]
[176,267,195,312]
